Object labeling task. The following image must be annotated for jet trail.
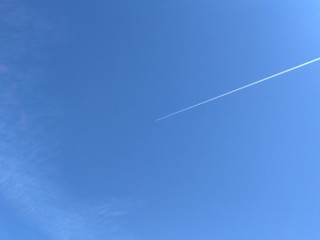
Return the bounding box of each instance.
[157,57,320,121]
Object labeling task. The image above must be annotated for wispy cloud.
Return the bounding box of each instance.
[0,155,128,239]
[0,1,128,239]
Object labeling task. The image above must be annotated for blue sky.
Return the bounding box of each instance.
[1,0,320,239]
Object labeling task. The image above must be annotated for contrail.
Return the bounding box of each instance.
[157,57,320,121]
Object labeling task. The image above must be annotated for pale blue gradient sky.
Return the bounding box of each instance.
[1,0,320,239]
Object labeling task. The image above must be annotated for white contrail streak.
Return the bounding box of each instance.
[157,57,320,121]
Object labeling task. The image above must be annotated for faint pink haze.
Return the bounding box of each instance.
[0,63,7,73]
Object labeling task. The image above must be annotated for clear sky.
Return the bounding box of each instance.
[1,0,320,239]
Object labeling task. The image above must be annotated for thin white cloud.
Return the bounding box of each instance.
[157,57,320,121]
[0,1,128,239]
